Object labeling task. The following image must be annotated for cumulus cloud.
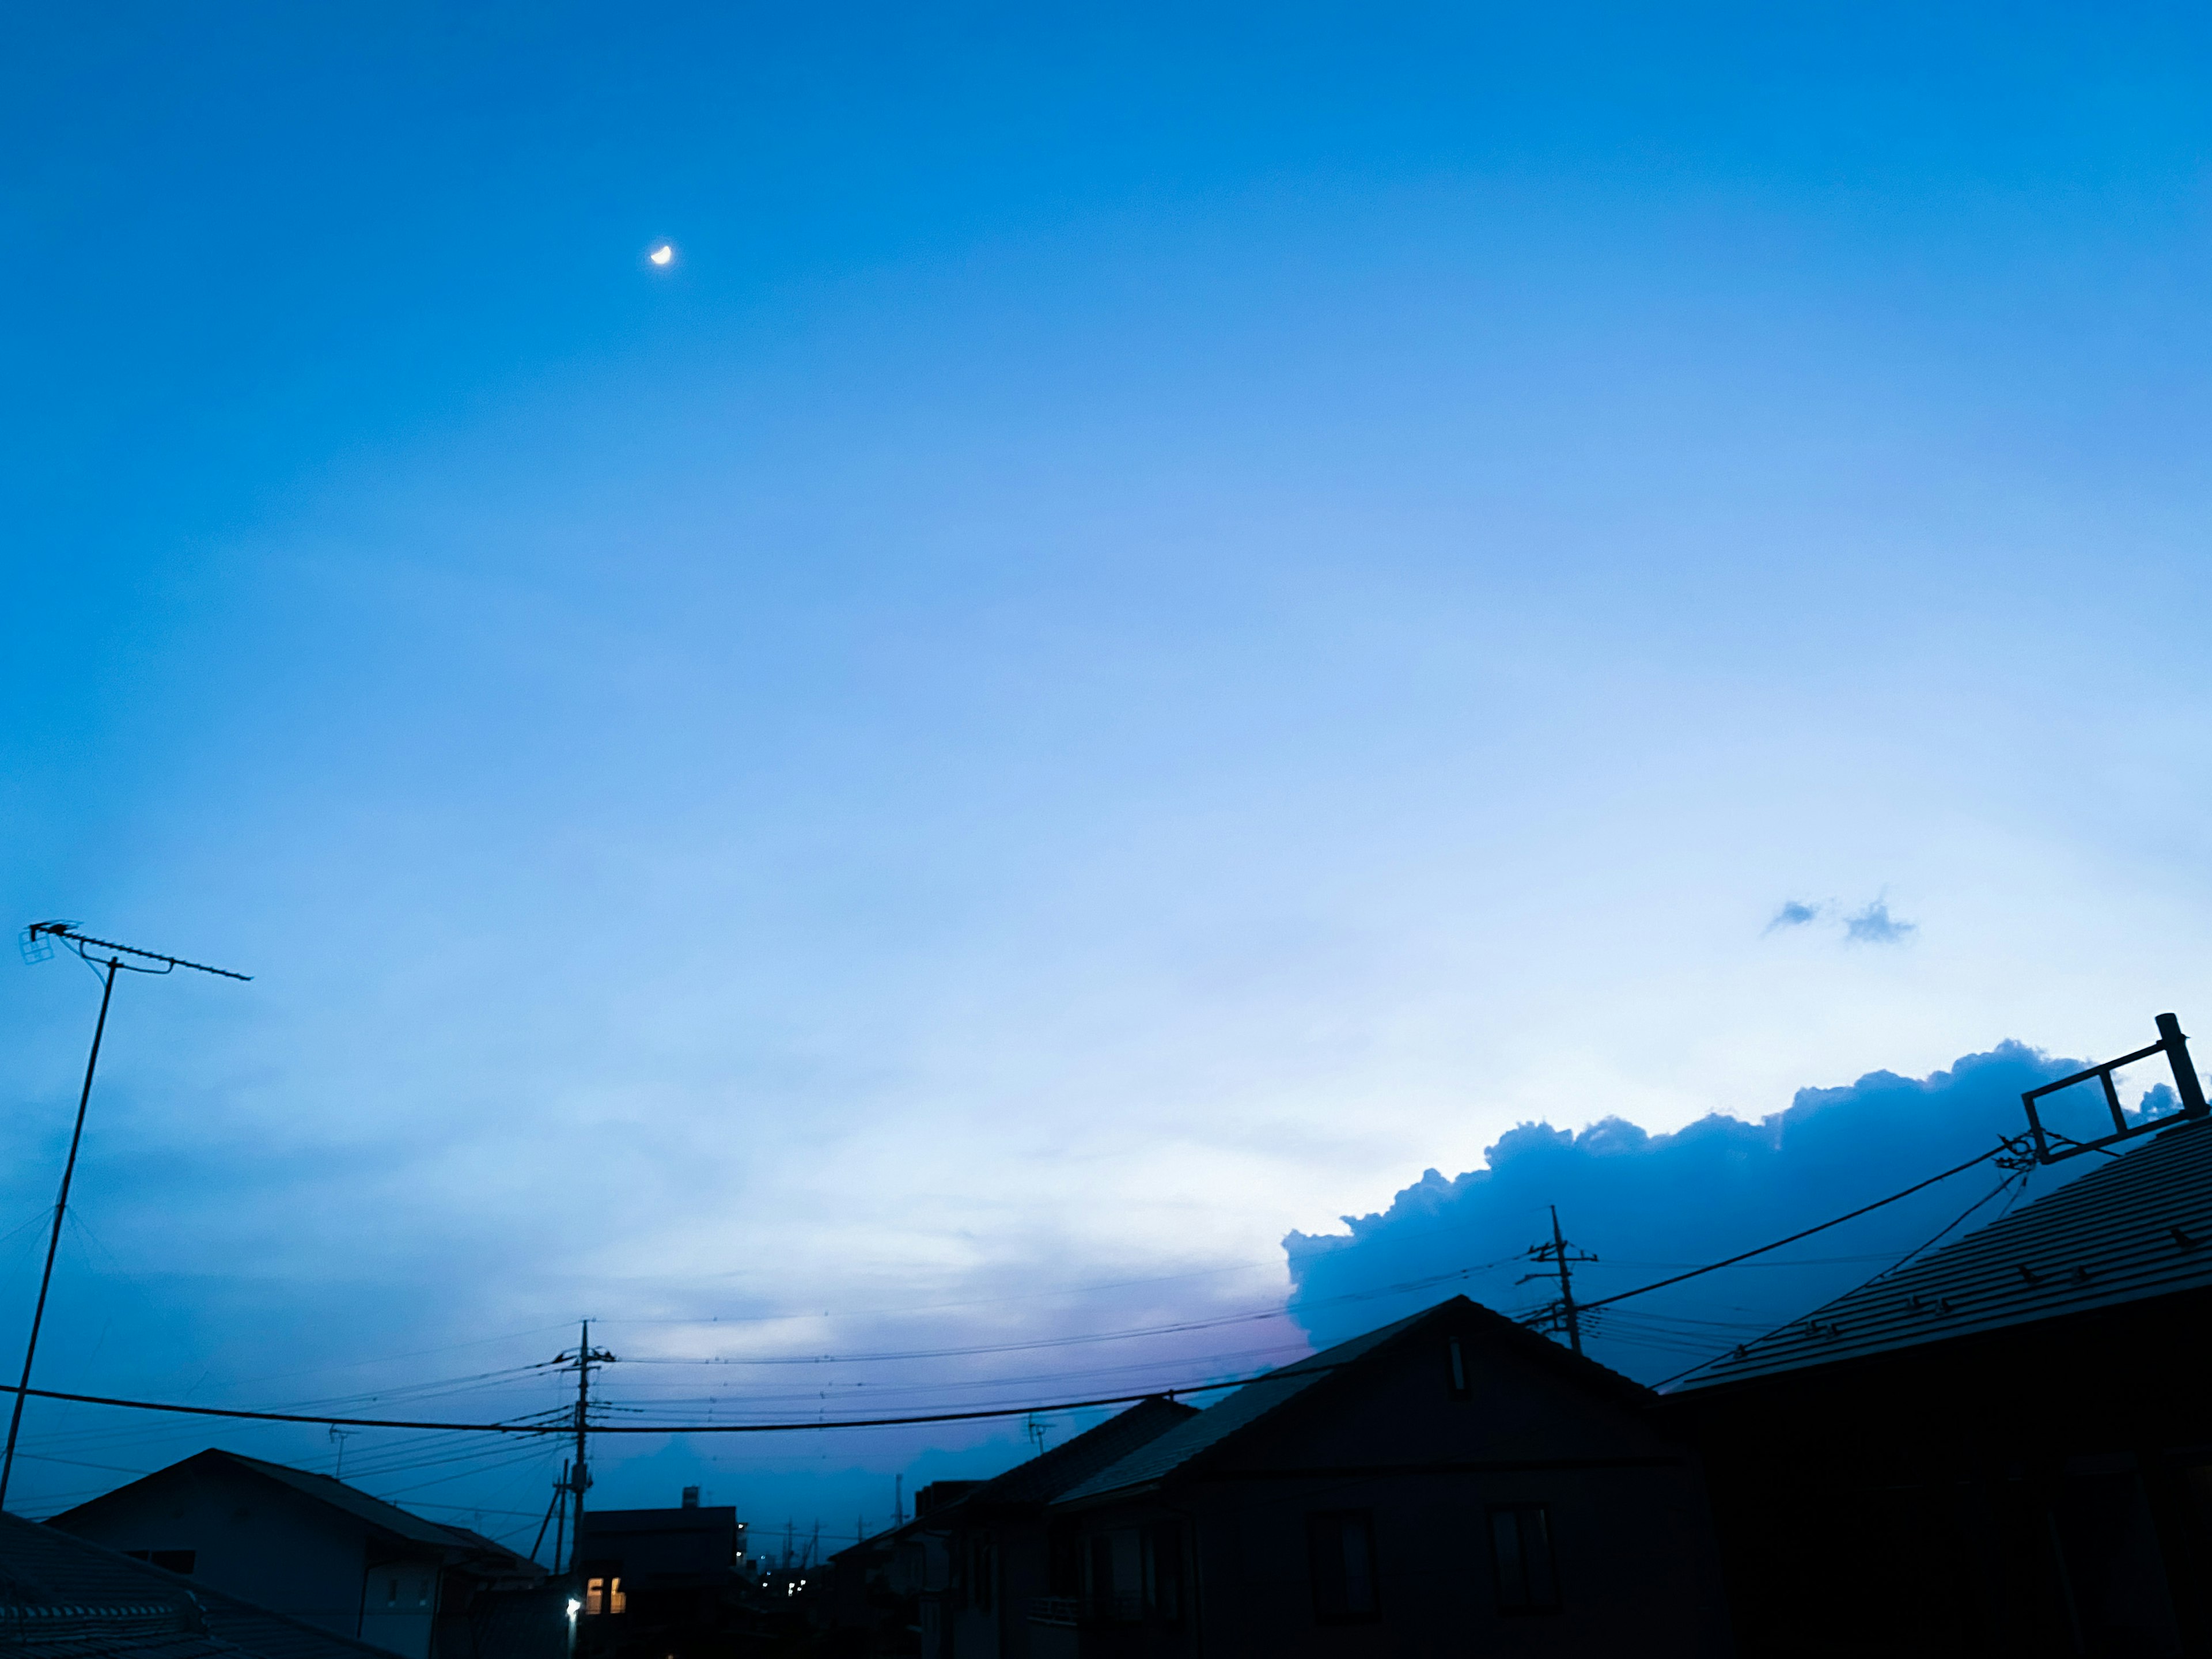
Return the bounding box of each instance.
[1282,1043,2090,1382]
[1764,899,1823,932]
[1762,895,1917,944]
[1844,899,1916,945]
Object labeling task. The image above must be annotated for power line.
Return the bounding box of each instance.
[0,1374,1276,1435]
[1558,1135,2026,1319]
[619,1307,1301,1367]
[1622,1165,2040,1387]
[624,1257,1524,1369]
[0,1138,2043,1449]
[604,1259,1295,1325]
[1516,1206,1597,1356]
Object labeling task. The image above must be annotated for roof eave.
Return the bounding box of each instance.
[1049,1479,1165,1513]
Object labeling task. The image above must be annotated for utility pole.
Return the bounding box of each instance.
[550,1461,570,1574]
[3,922,248,1510]
[531,1462,569,1568]
[1519,1205,1599,1356]
[554,1322,615,1580]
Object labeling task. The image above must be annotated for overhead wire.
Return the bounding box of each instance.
[1559,1135,2025,1317]
[619,1256,1525,1370]
[0,1137,2043,1449]
[1628,1162,2043,1389]
[0,1375,1271,1435]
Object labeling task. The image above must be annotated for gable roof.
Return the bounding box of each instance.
[823,1397,1200,1563]
[1,1511,391,1659]
[51,1452,540,1577]
[944,1395,1199,1514]
[1054,1312,1421,1506]
[1673,1115,2212,1392]
[212,1453,463,1550]
[1056,1296,1649,1507]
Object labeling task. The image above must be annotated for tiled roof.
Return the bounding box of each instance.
[2,1512,204,1621]
[0,1512,386,1659]
[1673,1115,2212,1391]
[1054,1308,1433,1505]
[948,1396,1199,1513]
[0,1629,236,1659]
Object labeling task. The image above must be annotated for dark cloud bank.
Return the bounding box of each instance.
[1283,1043,2152,1382]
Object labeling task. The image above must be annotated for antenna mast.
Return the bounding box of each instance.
[2,922,249,1509]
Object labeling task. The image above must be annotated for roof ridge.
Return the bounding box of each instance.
[1055,1298,1558,1507]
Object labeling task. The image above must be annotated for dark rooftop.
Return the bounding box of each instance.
[1673,1115,2212,1391]
[52,1452,541,1579]
[1057,1295,1662,1507]
[946,1395,1198,1513]
[1056,1312,1423,1506]
[1,1511,392,1659]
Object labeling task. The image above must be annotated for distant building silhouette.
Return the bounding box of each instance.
[573,1491,745,1659]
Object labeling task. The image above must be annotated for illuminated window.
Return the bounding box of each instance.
[584,1577,626,1616]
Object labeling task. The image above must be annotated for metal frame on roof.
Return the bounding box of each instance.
[2020,1012,2210,1165]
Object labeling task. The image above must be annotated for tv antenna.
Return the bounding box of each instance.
[2,922,250,1508]
[2018,1012,2210,1164]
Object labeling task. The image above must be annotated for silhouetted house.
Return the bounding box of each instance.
[924,1399,1200,1659]
[1032,1296,1730,1657]
[896,1482,980,1654]
[1,1508,395,1659]
[573,1491,744,1659]
[824,1482,990,1656]
[826,1522,904,1656]
[46,1450,551,1659]
[1664,1112,2212,1658]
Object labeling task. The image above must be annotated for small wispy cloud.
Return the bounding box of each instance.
[1844,899,1916,945]
[1764,899,1823,933]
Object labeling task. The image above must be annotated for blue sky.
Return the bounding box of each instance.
[7,1,2212,1543]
